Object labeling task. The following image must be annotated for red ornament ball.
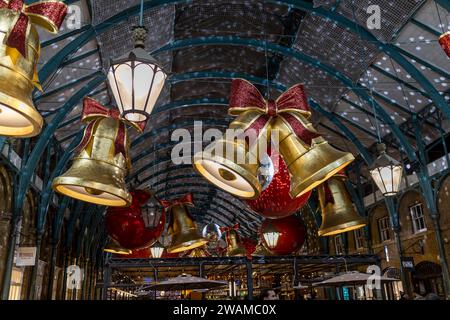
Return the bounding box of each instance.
[246,152,311,219]
[242,238,257,257]
[439,32,450,58]
[260,215,306,255]
[127,247,151,259]
[106,190,166,250]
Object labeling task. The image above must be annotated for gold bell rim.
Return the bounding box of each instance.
[167,238,209,254]
[193,152,261,200]
[52,177,132,207]
[318,220,367,237]
[0,92,43,137]
[103,247,132,255]
[290,152,355,198]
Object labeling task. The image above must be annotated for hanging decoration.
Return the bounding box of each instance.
[105,189,166,250]
[220,224,247,257]
[317,171,366,237]
[149,240,165,259]
[194,79,354,200]
[242,237,257,258]
[369,143,403,197]
[53,98,145,206]
[0,0,67,137]
[260,215,306,255]
[127,247,151,259]
[163,194,208,253]
[103,239,132,255]
[439,32,450,58]
[246,150,311,219]
[252,240,272,257]
[186,246,210,258]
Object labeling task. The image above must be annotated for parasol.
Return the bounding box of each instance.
[312,271,398,287]
[145,273,228,291]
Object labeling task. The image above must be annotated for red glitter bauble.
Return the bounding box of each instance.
[260,216,306,255]
[106,190,165,250]
[127,247,151,259]
[161,251,179,258]
[439,32,450,58]
[246,152,311,219]
[242,238,257,257]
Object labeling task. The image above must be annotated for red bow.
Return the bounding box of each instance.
[220,223,240,233]
[77,98,130,161]
[0,0,68,57]
[228,79,320,145]
[160,194,194,209]
[82,97,147,132]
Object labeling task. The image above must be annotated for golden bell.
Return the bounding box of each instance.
[193,110,268,199]
[0,9,43,137]
[271,114,354,198]
[52,117,132,207]
[224,229,247,257]
[188,246,210,258]
[167,203,208,253]
[317,173,366,236]
[103,239,132,255]
[252,240,271,257]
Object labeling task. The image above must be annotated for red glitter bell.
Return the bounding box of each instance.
[246,151,311,219]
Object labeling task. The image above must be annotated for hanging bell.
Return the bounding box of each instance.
[0,9,43,137]
[193,110,268,199]
[103,239,132,255]
[167,200,208,253]
[223,228,247,257]
[188,246,210,258]
[317,173,366,237]
[52,99,132,207]
[252,240,272,257]
[271,114,354,198]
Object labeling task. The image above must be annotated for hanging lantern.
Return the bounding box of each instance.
[317,172,366,237]
[103,239,132,255]
[261,220,281,249]
[107,26,167,123]
[220,224,247,257]
[246,150,311,219]
[369,143,403,197]
[105,189,166,250]
[439,32,450,58]
[0,0,67,137]
[150,241,165,259]
[52,98,146,206]
[163,194,208,253]
[260,216,306,255]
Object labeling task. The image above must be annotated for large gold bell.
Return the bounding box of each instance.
[193,110,267,199]
[317,173,366,236]
[103,239,132,255]
[271,114,354,198]
[52,117,132,207]
[0,9,43,137]
[167,203,208,253]
[224,229,247,257]
[252,240,271,257]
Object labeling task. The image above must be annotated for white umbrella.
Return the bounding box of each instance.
[145,273,228,291]
[313,271,398,287]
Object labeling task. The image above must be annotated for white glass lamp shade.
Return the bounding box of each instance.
[369,144,403,197]
[107,48,167,122]
[262,222,281,249]
[150,241,165,258]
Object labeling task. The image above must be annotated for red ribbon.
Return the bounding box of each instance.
[228,79,319,144]
[0,0,68,57]
[160,193,194,209]
[220,224,241,247]
[77,98,128,159]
